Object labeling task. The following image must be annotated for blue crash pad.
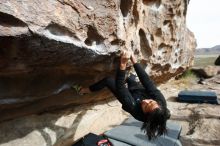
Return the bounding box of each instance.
[104,117,182,146]
[178,90,218,104]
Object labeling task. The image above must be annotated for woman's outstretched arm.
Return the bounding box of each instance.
[115,51,137,112]
[130,53,167,106]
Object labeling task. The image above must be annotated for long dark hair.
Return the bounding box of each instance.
[141,107,170,140]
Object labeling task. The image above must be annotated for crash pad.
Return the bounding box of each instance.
[104,117,182,146]
[178,90,218,104]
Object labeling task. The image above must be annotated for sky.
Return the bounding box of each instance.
[186,0,220,48]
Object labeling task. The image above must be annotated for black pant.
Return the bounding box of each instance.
[89,74,141,98]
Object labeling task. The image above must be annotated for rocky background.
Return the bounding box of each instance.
[0,0,200,146]
[161,70,220,146]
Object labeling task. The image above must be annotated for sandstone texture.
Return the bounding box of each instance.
[0,1,199,145]
[0,99,129,146]
[0,0,196,120]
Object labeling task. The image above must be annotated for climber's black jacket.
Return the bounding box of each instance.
[116,63,167,122]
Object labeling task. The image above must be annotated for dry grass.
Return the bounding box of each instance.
[171,70,198,90]
[173,54,218,88]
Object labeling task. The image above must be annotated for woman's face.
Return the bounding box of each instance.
[141,99,159,113]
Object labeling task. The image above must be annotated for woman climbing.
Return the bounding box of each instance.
[80,50,170,140]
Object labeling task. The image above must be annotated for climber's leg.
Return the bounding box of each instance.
[89,77,118,96]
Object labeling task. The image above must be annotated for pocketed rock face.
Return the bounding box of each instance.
[0,0,196,121]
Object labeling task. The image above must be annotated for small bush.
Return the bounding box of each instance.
[181,69,197,79]
[174,69,198,90]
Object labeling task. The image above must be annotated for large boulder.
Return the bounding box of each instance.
[0,99,129,146]
[0,0,196,121]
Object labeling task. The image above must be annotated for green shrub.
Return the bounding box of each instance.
[181,69,197,79]
[174,69,198,90]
